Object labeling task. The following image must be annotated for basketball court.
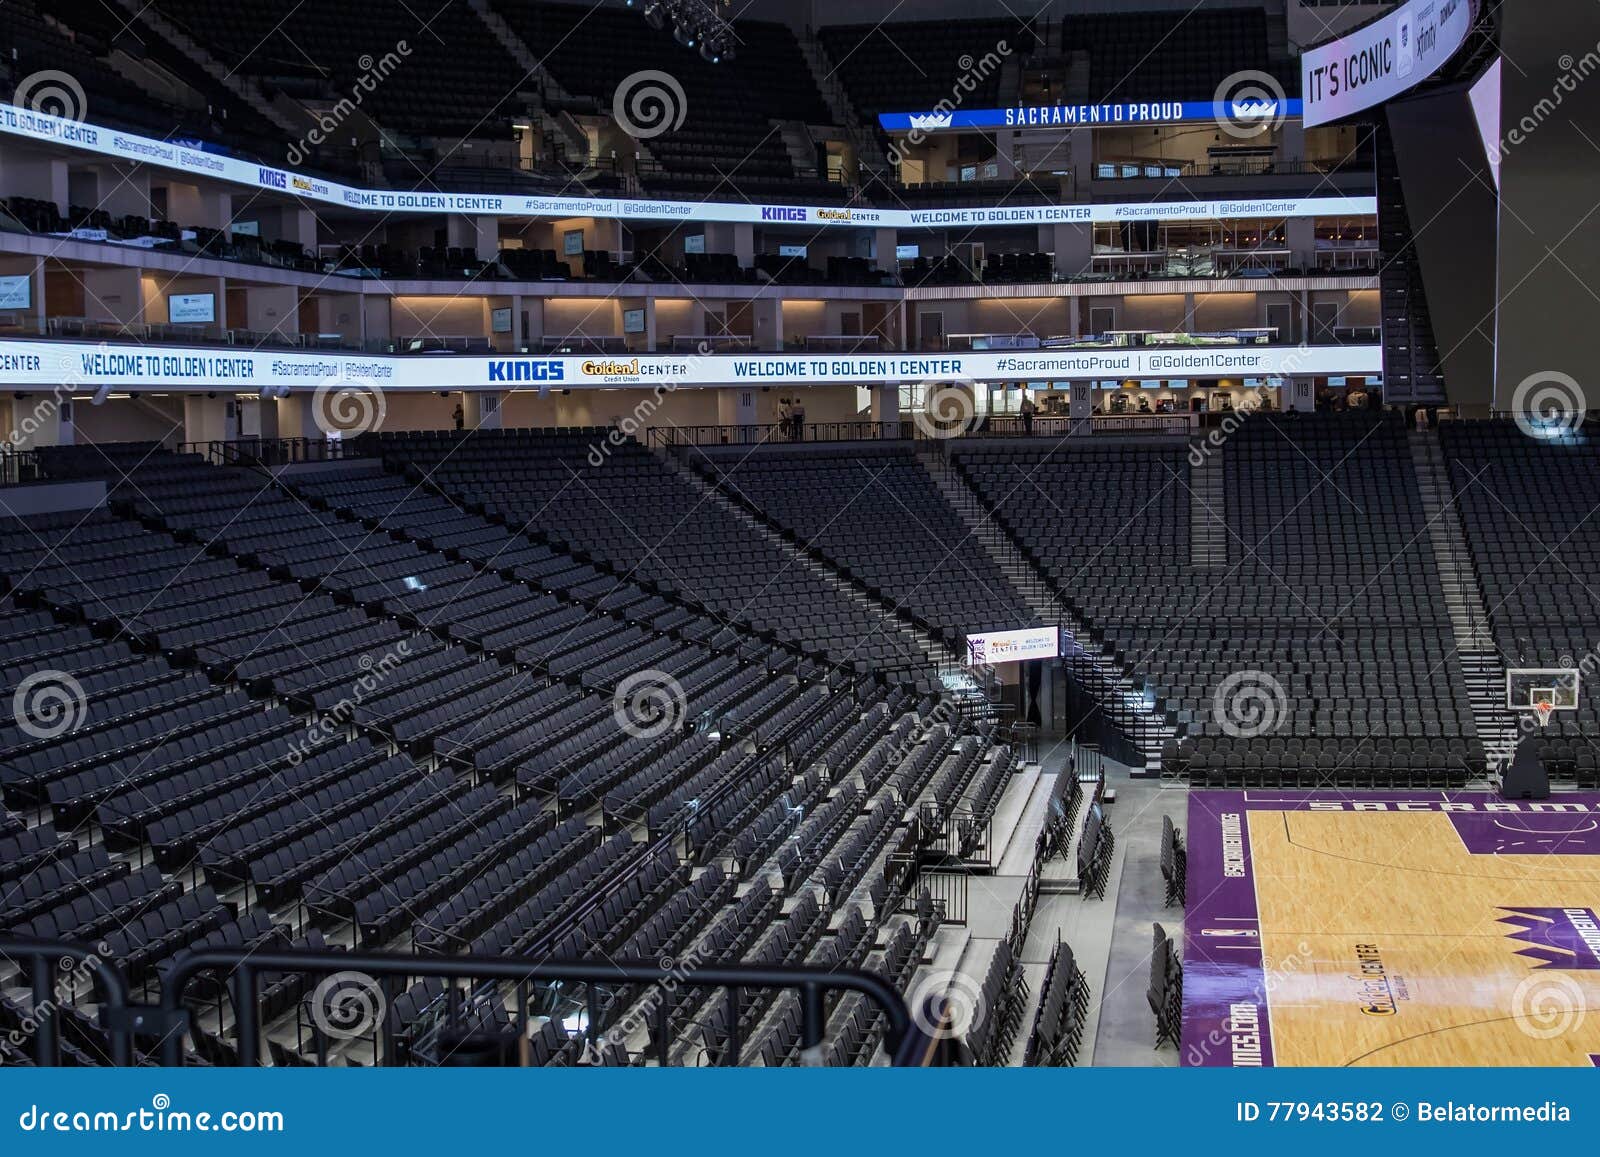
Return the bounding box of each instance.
[1183,791,1600,1067]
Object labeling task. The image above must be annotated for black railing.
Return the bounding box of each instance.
[0,445,42,486]
[179,437,353,468]
[647,415,1199,449]
[0,939,135,1067]
[896,860,969,927]
[0,939,936,1067]
[649,421,915,448]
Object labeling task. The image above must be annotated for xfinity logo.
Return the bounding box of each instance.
[487,359,564,383]
[761,207,807,222]
[259,167,288,189]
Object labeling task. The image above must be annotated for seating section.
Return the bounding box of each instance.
[494,3,839,203]
[956,415,1480,785]
[1063,8,1289,103]
[687,443,1038,644]
[0,439,1035,1067]
[820,19,1033,120]
[0,0,238,141]
[360,429,939,677]
[149,0,533,137]
[1440,421,1600,788]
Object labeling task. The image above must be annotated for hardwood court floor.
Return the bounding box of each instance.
[1183,793,1600,1067]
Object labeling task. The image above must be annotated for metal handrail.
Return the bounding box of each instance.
[0,937,932,1066]
[648,421,915,448]
[155,947,923,1067]
[177,437,351,468]
[0,938,134,1066]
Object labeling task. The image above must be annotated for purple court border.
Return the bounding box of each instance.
[1181,790,1600,1067]
[1182,791,1274,1066]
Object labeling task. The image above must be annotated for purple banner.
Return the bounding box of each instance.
[1181,791,1275,1067]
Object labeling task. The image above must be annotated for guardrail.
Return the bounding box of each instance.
[178,437,352,468]
[0,445,42,486]
[0,939,933,1067]
[649,421,915,447]
[647,414,1198,449]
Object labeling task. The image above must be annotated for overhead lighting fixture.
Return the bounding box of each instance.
[637,0,736,62]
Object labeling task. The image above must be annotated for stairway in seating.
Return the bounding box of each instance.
[108,0,301,137]
[1408,429,1518,773]
[1375,124,1448,407]
[797,30,891,183]
[469,0,543,79]
[777,120,820,179]
[917,446,1175,776]
[656,447,962,681]
[1188,451,1228,568]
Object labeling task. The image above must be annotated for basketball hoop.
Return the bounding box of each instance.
[1533,701,1555,728]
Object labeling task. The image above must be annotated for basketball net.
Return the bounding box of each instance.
[1533,701,1555,728]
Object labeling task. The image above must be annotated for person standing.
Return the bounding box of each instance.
[792,396,806,442]
[1020,390,1036,435]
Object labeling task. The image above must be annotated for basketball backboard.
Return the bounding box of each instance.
[1506,668,1580,725]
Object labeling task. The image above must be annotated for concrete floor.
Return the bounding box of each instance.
[908,732,1191,1066]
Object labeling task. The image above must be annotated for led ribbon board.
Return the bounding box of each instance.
[0,107,1373,228]
[879,99,1304,132]
[0,343,1384,391]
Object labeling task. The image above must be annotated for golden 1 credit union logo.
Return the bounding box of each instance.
[581,358,641,378]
